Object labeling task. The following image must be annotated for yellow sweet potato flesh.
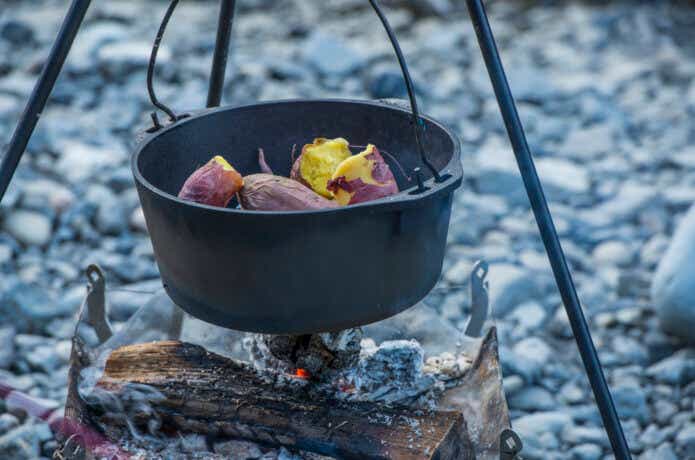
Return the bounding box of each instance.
[328,144,399,206]
[295,138,351,198]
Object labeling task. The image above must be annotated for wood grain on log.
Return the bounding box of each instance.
[94,341,472,460]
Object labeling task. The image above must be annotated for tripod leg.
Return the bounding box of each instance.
[464,1,632,458]
[207,0,236,108]
[0,0,92,203]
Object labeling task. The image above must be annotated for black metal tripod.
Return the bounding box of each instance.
[0,1,631,458]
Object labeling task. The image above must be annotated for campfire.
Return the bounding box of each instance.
[54,264,511,460]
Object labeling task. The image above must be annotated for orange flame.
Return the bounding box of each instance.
[294,368,310,379]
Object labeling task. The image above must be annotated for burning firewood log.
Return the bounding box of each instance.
[84,341,471,460]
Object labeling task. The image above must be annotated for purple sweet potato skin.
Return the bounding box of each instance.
[238,174,339,211]
[258,149,274,175]
[178,159,244,208]
[326,146,399,205]
[365,147,398,188]
[289,155,310,188]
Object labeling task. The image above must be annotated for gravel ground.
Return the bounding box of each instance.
[1,0,695,459]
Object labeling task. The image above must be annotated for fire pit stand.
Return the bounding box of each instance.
[1,0,631,459]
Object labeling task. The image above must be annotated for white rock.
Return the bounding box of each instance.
[489,264,544,316]
[21,179,75,214]
[2,210,52,246]
[652,204,695,342]
[0,94,18,118]
[302,32,365,77]
[474,136,527,205]
[98,40,170,71]
[509,301,547,332]
[535,157,590,197]
[514,411,573,438]
[592,240,634,267]
[130,206,148,233]
[55,141,123,182]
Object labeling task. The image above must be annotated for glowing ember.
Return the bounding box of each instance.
[294,368,311,379]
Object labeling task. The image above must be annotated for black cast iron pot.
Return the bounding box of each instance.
[132,99,462,334]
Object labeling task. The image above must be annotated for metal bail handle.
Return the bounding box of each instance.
[146,0,442,182]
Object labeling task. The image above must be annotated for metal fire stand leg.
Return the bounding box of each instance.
[464,1,632,458]
[0,0,92,203]
[207,0,236,108]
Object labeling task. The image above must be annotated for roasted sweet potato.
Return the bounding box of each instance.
[178,155,244,207]
[327,144,399,206]
[239,174,339,211]
[290,138,352,198]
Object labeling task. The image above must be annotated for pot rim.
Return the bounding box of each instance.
[131,98,463,216]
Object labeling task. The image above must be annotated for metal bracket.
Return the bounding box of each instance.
[500,429,524,460]
[465,260,489,338]
[84,265,113,344]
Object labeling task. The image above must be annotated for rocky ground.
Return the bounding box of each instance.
[1,0,695,459]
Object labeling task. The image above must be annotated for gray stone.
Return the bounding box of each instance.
[641,424,670,448]
[2,210,52,247]
[562,425,610,448]
[0,94,18,119]
[507,337,553,382]
[0,244,14,265]
[612,384,649,424]
[107,279,163,321]
[98,40,170,74]
[0,414,19,437]
[20,179,74,215]
[26,343,69,374]
[130,207,148,233]
[559,381,586,405]
[89,186,129,235]
[647,350,695,385]
[592,240,635,267]
[302,32,365,77]
[513,411,573,440]
[652,399,679,426]
[675,424,695,452]
[508,301,547,333]
[474,136,527,205]
[489,264,544,317]
[561,124,614,160]
[581,182,660,229]
[508,386,556,411]
[368,68,408,99]
[652,204,695,342]
[55,141,123,183]
[0,423,42,460]
[612,336,649,366]
[503,374,524,396]
[68,21,129,72]
[535,157,590,199]
[569,443,602,460]
[641,234,670,269]
[639,443,678,460]
[0,20,34,45]
[0,282,69,333]
[0,326,16,369]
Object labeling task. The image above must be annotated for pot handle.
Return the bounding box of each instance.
[146,0,442,182]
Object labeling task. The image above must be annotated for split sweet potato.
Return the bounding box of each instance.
[290,138,352,198]
[327,144,399,206]
[178,155,244,207]
[238,174,339,211]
